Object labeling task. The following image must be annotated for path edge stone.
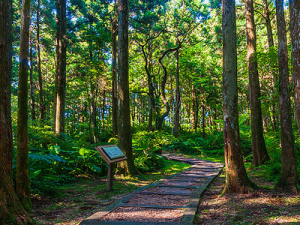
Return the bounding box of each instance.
[79,154,224,225]
[79,158,193,225]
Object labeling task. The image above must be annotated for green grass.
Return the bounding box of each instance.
[32,157,192,224]
[49,158,191,201]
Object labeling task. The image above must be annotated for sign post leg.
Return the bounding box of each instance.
[107,163,114,191]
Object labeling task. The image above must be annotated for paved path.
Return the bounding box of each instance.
[80,154,223,225]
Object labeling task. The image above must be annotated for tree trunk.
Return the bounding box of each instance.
[37,0,45,124]
[148,100,153,131]
[112,11,118,136]
[140,44,155,131]
[192,84,198,132]
[276,0,298,193]
[0,0,32,222]
[102,90,106,128]
[290,0,300,140]
[16,0,32,213]
[132,93,135,122]
[245,0,270,166]
[187,103,190,130]
[89,78,98,143]
[156,44,181,130]
[29,36,36,121]
[118,0,137,175]
[55,0,67,136]
[222,0,256,193]
[174,47,180,137]
[202,104,206,139]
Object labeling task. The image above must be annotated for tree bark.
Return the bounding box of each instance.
[118,0,137,175]
[276,0,298,193]
[222,0,256,193]
[132,93,135,122]
[16,0,32,213]
[55,0,67,136]
[37,0,45,124]
[140,43,155,131]
[290,0,300,140]
[89,77,98,143]
[174,47,180,138]
[0,0,32,222]
[102,90,106,128]
[245,0,270,166]
[202,104,206,139]
[263,0,274,48]
[112,8,118,136]
[29,35,36,121]
[156,44,181,130]
[192,84,198,132]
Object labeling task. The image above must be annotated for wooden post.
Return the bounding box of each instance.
[95,145,127,192]
[107,163,114,191]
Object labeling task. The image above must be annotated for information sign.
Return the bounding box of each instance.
[96,145,127,191]
[102,146,125,160]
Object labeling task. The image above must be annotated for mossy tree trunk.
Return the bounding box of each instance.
[290,0,300,141]
[112,3,118,136]
[222,0,256,193]
[0,0,32,222]
[245,0,270,166]
[16,0,32,213]
[118,0,137,175]
[276,0,298,193]
[29,35,36,121]
[55,0,67,136]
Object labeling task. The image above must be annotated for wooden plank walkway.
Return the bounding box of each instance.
[80,154,223,225]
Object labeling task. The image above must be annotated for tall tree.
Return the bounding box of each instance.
[112,0,118,136]
[55,0,67,136]
[192,83,199,131]
[37,0,45,124]
[156,43,182,130]
[118,0,137,175]
[174,45,181,138]
[88,74,98,143]
[245,0,269,166]
[0,0,32,222]
[16,0,32,212]
[222,0,255,193]
[290,0,300,139]
[276,0,298,192]
[29,34,36,120]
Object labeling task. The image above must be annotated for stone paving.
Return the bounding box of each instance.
[80,154,224,225]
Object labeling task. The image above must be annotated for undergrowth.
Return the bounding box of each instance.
[11,119,300,196]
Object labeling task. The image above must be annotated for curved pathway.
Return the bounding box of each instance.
[80,154,223,225]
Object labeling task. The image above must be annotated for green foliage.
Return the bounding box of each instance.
[167,138,201,154]
[132,131,172,172]
[22,126,107,195]
[239,113,254,159]
[165,131,224,156]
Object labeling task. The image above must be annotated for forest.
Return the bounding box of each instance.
[0,0,299,224]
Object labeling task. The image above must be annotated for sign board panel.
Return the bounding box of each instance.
[102,146,125,160]
[96,145,127,164]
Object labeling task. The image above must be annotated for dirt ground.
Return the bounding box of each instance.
[194,171,300,224]
[31,165,300,224]
[31,177,153,224]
